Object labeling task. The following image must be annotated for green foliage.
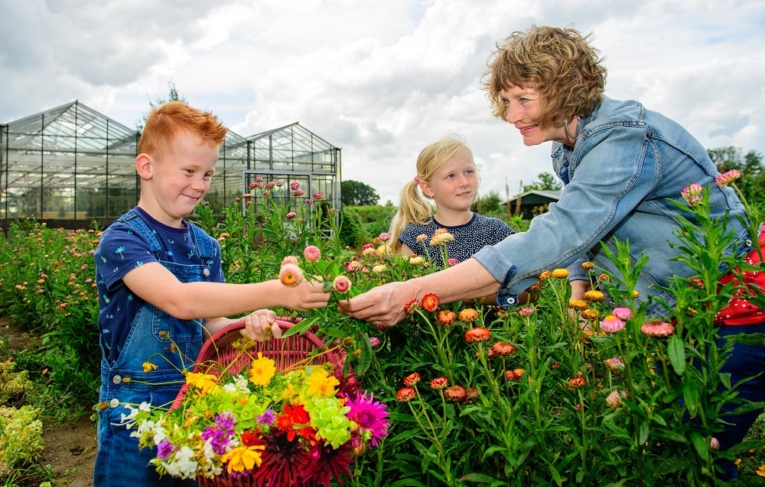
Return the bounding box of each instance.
[471,190,503,214]
[338,209,368,249]
[523,172,563,192]
[341,180,380,206]
[344,204,395,239]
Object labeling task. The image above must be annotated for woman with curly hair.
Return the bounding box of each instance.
[340,25,764,480]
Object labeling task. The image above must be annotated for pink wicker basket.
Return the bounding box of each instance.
[170,319,340,487]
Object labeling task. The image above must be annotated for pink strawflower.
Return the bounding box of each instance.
[265,181,275,190]
[518,307,535,317]
[600,315,625,333]
[416,234,427,243]
[611,307,632,321]
[293,189,305,197]
[715,169,740,188]
[378,233,391,242]
[333,275,352,294]
[275,180,284,187]
[606,390,628,408]
[369,337,381,348]
[710,437,720,450]
[304,245,321,263]
[313,192,324,200]
[447,258,460,266]
[281,255,299,266]
[279,264,304,287]
[640,321,675,337]
[290,181,301,191]
[605,356,624,370]
[344,392,389,446]
[681,183,703,206]
[286,212,297,220]
[361,243,375,250]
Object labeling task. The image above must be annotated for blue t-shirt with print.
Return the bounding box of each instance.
[94,207,224,363]
[399,213,514,267]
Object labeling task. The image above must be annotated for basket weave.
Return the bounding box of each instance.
[170,319,339,487]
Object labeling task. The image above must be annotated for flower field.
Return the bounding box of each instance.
[1,179,765,485]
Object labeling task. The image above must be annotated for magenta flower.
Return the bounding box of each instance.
[612,307,632,320]
[255,176,264,183]
[248,181,257,189]
[293,189,305,197]
[715,169,741,188]
[600,315,625,333]
[345,392,389,446]
[285,212,297,220]
[290,181,301,191]
[304,245,321,263]
[681,183,703,206]
[369,337,381,348]
[361,243,375,250]
[275,180,284,187]
[447,258,460,266]
[333,275,352,294]
[156,439,175,460]
[313,192,324,200]
[257,409,276,425]
[306,199,314,205]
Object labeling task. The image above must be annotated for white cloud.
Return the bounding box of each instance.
[1,0,764,205]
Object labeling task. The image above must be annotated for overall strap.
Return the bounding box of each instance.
[188,222,215,261]
[118,210,163,255]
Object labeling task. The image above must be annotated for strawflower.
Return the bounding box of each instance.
[600,315,625,333]
[640,321,675,337]
[430,377,449,390]
[403,372,421,387]
[715,169,740,187]
[459,308,480,322]
[304,246,321,263]
[465,327,491,343]
[551,268,569,278]
[397,387,417,402]
[437,310,456,326]
[333,275,352,294]
[681,183,703,206]
[221,444,265,473]
[611,307,633,320]
[583,290,605,302]
[421,293,440,312]
[279,264,304,287]
[444,385,467,402]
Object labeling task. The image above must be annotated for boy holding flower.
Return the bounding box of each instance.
[93,101,329,486]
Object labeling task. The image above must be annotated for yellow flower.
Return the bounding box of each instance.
[757,464,765,477]
[142,361,158,373]
[306,367,339,397]
[583,290,605,302]
[376,244,390,256]
[248,353,276,386]
[632,290,640,298]
[568,299,588,310]
[221,445,265,473]
[186,373,219,395]
[372,264,387,274]
[551,268,569,279]
[408,256,425,265]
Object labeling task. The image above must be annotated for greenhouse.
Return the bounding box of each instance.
[0,101,342,226]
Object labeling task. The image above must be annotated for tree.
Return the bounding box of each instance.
[708,146,765,207]
[471,190,502,214]
[523,172,562,192]
[341,180,380,206]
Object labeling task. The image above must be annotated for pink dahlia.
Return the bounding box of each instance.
[345,392,390,446]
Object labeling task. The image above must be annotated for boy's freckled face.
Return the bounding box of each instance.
[149,130,219,225]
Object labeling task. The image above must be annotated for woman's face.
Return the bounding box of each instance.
[499,86,569,146]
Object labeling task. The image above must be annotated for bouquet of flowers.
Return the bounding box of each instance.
[121,336,389,486]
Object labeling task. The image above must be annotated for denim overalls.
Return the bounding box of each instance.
[94,210,215,486]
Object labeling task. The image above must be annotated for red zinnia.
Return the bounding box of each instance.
[429,376,449,390]
[421,293,440,312]
[403,372,421,387]
[396,387,416,402]
[465,327,491,343]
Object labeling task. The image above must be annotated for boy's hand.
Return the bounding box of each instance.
[284,280,330,312]
[241,309,281,341]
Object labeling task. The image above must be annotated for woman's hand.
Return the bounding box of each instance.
[241,309,281,341]
[338,281,412,329]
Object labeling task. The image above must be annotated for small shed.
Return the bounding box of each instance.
[505,190,561,220]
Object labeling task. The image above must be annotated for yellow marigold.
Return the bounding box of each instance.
[551,269,569,279]
[568,299,588,310]
[248,353,276,386]
[583,290,605,302]
[221,445,265,473]
[142,361,158,373]
[306,367,340,397]
[581,309,601,320]
[186,373,219,395]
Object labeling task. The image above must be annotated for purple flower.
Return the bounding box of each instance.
[257,409,276,425]
[345,392,389,446]
[215,412,236,435]
[156,439,175,460]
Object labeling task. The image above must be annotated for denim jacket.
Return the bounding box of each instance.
[473,96,750,318]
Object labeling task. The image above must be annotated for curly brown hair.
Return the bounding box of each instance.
[482,26,607,129]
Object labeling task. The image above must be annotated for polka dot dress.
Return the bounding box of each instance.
[399,213,514,267]
[715,230,765,326]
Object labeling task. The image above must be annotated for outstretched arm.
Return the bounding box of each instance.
[338,258,500,328]
[122,262,329,321]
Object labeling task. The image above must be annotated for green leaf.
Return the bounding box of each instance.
[683,379,699,417]
[458,473,501,484]
[690,431,709,461]
[667,334,686,375]
[388,479,431,487]
[280,316,318,338]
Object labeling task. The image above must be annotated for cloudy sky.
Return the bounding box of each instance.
[2,0,764,204]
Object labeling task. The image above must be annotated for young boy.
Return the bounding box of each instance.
[92,102,329,486]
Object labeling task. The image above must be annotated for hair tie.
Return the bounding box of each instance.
[413,176,421,184]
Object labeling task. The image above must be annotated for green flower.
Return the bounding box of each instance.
[304,396,352,449]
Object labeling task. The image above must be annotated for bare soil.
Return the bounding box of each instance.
[1,317,96,486]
